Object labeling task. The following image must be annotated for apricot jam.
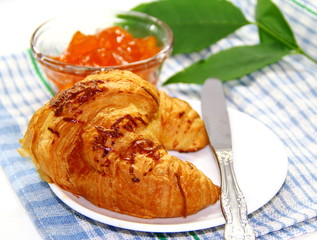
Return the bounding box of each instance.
[54,26,161,68]
[42,26,164,91]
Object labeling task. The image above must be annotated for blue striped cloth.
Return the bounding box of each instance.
[1,0,317,239]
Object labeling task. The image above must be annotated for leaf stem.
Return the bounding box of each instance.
[252,21,317,64]
[297,49,317,64]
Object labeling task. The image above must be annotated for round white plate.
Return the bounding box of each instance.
[50,102,288,233]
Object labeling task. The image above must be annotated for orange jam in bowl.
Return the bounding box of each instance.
[31,10,173,92]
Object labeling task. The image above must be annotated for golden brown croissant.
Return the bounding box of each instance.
[19,70,220,218]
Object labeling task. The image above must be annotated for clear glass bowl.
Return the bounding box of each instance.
[30,10,173,92]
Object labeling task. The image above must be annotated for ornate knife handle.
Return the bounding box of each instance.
[215,149,255,240]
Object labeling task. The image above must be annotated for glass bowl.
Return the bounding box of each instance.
[30,10,173,92]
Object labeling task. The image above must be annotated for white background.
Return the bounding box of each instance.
[0,0,316,239]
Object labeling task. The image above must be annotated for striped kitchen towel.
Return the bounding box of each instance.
[1,0,317,239]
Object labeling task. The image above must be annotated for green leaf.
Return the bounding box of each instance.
[256,0,299,49]
[133,0,250,55]
[163,43,291,85]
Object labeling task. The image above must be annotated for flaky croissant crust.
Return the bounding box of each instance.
[19,70,219,218]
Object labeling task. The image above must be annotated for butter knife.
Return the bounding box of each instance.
[201,79,255,240]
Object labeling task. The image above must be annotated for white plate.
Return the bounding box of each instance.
[50,101,288,233]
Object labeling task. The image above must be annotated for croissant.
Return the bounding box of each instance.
[19,70,220,218]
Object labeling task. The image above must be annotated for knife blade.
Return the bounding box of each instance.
[201,79,255,240]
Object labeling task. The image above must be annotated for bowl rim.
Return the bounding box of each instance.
[30,9,173,72]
